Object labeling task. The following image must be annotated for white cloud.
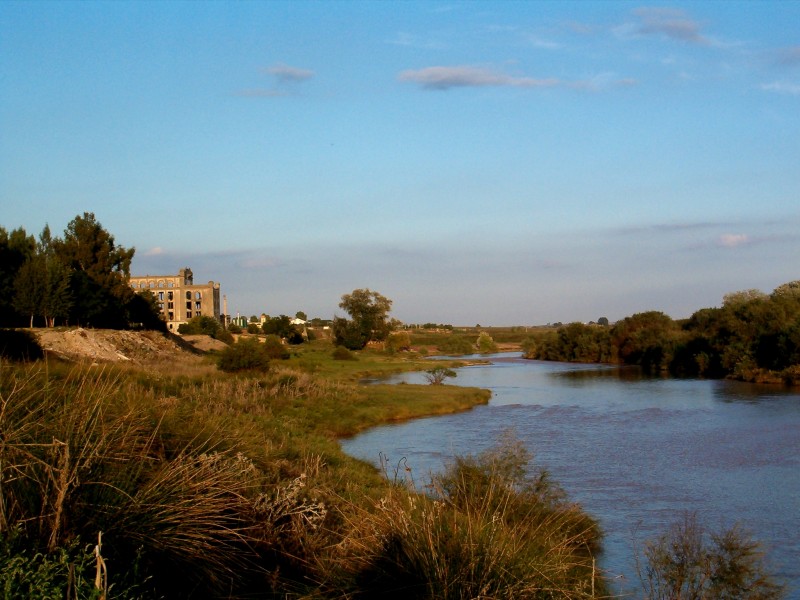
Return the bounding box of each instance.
[760,81,800,96]
[265,63,315,82]
[144,246,165,256]
[398,65,560,90]
[621,7,709,45]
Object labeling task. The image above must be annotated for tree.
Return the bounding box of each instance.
[262,314,303,343]
[424,367,457,385]
[0,227,36,326]
[598,317,609,327]
[476,331,498,354]
[53,213,135,328]
[295,311,307,321]
[333,289,393,350]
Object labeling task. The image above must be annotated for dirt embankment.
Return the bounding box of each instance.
[33,328,203,364]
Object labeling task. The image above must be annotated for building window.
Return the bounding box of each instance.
[158,292,164,301]
[167,302,174,309]
[186,292,191,300]
[195,292,202,300]
[158,303,164,311]
[131,283,138,289]
[158,281,164,288]
[186,311,192,319]
[186,301,192,310]
[168,291,173,300]
[168,311,174,321]
[149,282,155,288]
[195,301,201,310]
[168,282,174,288]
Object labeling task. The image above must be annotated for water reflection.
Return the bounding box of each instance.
[343,355,800,596]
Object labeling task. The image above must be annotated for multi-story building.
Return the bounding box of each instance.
[129,268,221,332]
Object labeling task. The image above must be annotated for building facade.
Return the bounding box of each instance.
[129,268,221,332]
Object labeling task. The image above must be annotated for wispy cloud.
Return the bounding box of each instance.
[264,63,315,82]
[398,65,560,90]
[397,65,634,92]
[387,32,444,49]
[776,45,800,67]
[760,81,800,96]
[623,7,709,45]
[717,233,750,248]
[235,88,289,98]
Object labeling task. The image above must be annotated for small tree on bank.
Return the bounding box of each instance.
[424,367,457,385]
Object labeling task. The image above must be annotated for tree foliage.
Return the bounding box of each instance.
[525,281,800,383]
[333,289,393,350]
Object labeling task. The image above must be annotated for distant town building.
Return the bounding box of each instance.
[129,268,221,332]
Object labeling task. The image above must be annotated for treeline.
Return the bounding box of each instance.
[0,213,162,330]
[522,281,800,384]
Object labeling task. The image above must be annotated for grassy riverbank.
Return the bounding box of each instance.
[0,338,607,598]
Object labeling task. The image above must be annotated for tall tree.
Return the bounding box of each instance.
[0,227,36,326]
[53,213,135,328]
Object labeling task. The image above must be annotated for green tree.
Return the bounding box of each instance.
[262,315,303,343]
[333,289,393,350]
[0,227,36,326]
[476,331,498,354]
[178,315,224,338]
[53,213,135,328]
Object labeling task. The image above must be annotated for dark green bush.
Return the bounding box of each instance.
[217,337,271,372]
[0,329,44,361]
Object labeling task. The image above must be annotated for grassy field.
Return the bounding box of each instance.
[0,334,607,599]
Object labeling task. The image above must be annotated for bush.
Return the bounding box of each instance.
[385,331,411,354]
[332,345,357,361]
[437,336,475,355]
[346,432,604,598]
[424,367,456,385]
[639,512,785,600]
[0,329,44,361]
[217,337,271,372]
[476,331,499,354]
[263,334,290,360]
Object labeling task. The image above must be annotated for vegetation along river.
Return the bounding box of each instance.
[342,353,800,597]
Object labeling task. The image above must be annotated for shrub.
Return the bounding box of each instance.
[476,331,499,354]
[437,335,474,355]
[263,334,290,360]
[217,337,271,372]
[332,345,357,361]
[424,367,457,385]
[343,432,604,599]
[639,512,785,600]
[385,331,411,354]
[0,328,44,361]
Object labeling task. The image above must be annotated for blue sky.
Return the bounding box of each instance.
[2,1,798,325]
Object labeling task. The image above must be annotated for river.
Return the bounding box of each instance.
[341,354,800,597]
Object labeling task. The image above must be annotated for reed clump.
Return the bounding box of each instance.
[324,432,607,599]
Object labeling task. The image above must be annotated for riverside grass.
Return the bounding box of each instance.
[0,343,608,598]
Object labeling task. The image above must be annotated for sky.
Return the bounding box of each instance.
[1,1,798,325]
